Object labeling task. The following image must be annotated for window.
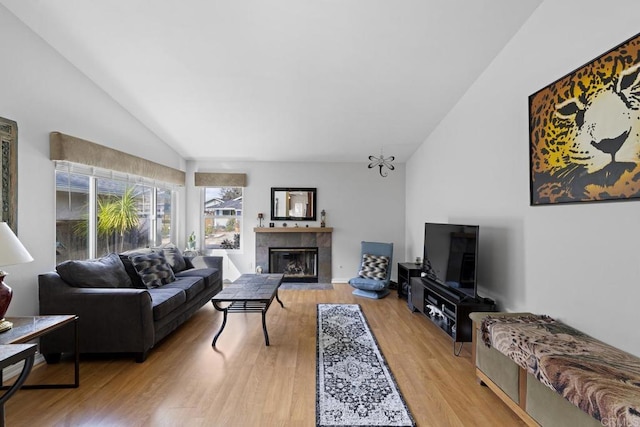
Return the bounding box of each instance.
[55,163,175,263]
[156,188,173,246]
[55,171,90,262]
[96,180,152,254]
[203,187,242,250]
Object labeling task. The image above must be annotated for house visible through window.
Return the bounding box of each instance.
[203,187,242,250]
[55,163,175,263]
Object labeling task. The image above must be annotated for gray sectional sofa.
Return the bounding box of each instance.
[39,245,222,362]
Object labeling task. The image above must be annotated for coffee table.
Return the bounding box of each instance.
[211,273,284,347]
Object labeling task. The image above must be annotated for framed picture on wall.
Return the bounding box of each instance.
[0,117,17,233]
[529,32,640,205]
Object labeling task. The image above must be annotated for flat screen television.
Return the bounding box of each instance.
[421,222,479,301]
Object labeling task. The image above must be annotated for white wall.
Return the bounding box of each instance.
[0,5,407,320]
[406,0,640,356]
[0,7,186,316]
[186,160,406,283]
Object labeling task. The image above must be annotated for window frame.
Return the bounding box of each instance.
[55,161,177,261]
[201,186,243,253]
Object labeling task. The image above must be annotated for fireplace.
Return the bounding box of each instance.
[255,227,332,283]
[269,247,318,282]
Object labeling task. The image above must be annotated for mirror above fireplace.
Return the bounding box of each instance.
[271,187,316,221]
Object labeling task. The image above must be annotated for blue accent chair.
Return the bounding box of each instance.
[348,241,393,299]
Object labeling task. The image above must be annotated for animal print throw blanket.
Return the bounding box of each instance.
[481,315,640,426]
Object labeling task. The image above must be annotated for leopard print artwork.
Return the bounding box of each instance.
[529,32,640,204]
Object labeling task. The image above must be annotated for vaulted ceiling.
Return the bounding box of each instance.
[1,0,541,163]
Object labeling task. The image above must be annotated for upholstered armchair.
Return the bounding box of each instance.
[348,241,393,299]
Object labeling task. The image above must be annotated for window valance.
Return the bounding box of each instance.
[194,172,247,187]
[50,132,185,186]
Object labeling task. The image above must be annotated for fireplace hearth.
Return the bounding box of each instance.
[269,247,318,282]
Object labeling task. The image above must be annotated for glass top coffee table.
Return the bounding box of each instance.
[210,273,284,347]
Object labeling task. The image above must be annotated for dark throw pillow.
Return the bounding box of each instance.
[153,243,187,273]
[358,253,389,280]
[119,248,154,288]
[129,252,176,288]
[56,253,133,288]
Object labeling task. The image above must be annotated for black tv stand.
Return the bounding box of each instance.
[423,277,464,302]
[410,277,495,355]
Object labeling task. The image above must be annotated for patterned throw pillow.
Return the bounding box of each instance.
[153,243,187,273]
[119,249,154,289]
[130,252,176,288]
[358,254,389,280]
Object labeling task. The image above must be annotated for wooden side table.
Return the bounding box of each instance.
[0,315,79,389]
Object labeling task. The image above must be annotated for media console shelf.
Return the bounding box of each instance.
[410,277,495,356]
[397,262,422,300]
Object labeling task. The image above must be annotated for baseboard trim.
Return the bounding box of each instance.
[2,353,45,381]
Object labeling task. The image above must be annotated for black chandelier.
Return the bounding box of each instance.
[368,149,395,177]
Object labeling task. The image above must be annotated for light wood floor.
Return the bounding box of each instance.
[6,284,524,426]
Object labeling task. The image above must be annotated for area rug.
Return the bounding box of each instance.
[279,282,333,290]
[316,304,415,427]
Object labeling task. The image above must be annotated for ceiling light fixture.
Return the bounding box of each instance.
[368,148,395,177]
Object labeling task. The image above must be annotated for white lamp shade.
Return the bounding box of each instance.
[0,222,34,267]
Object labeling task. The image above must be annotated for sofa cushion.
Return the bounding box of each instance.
[153,243,187,273]
[119,249,154,288]
[148,287,187,320]
[129,252,176,288]
[162,276,204,302]
[358,254,389,280]
[56,253,133,288]
[348,276,387,291]
[175,267,220,288]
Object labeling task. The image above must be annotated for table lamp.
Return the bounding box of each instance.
[0,222,34,332]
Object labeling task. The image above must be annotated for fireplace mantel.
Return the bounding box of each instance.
[254,227,332,233]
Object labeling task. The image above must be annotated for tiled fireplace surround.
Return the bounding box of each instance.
[255,228,332,283]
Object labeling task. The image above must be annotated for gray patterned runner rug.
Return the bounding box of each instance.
[316,304,415,426]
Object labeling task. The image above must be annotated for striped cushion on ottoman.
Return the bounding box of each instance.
[358,254,389,280]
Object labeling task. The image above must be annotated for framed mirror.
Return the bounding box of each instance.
[0,117,17,233]
[271,187,316,221]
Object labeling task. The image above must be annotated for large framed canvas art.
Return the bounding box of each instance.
[529,32,640,205]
